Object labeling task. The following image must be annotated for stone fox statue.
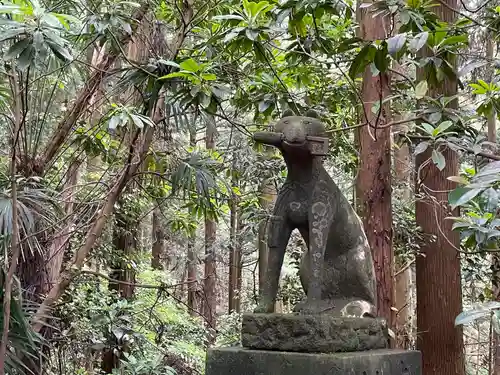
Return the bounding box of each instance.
[253,109,377,317]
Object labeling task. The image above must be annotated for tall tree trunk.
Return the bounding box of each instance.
[484,33,500,375]
[186,118,199,314]
[258,174,276,297]
[228,158,241,313]
[393,111,413,348]
[415,0,465,372]
[203,119,217,343]
[151,208,164,270]
[356,1,393,325]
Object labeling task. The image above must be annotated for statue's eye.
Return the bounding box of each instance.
[284,120,289,125]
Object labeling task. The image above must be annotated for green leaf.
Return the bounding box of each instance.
[46,40,72,62]
[448,187,482,209]
[129,114,144,129]
[17,44,34,70]
[415,80,428,99]
[109,116,120,130]
[440,34,468,47]
[455,302,500,326]
[414,141,429,155]
[201,73,217,81]
[387,34,407,55]
[433,120,453,136]
[432,149,445,171]
[179,58,200,73]
[0,27,26,43]
[245,28,260,41]
[212,14,245,21]
[409,32,428,53]
[4,38,31,60]
[348,44,375,79]
[158,72,191,80]
[258,100,272,112]
[32,30,44,50]
[418,122,435,135]
[374,46,389,72]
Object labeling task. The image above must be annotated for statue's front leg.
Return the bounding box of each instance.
[296,200,334,314]
[254,213,292,313]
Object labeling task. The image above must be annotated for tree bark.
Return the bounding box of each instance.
[203,120,217,343]
[151,208,165,270]
[393,113,413,348]
[31,0,194,336]
[415,0,465,370]
[228,164,241,313]
[258,176,276,297]
[356,1,393,325]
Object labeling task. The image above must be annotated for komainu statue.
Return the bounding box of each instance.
[253,109,377,317]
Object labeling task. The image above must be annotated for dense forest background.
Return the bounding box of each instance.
[0,0,499,374]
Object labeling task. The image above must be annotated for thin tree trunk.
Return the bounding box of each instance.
[228,162,241,313]
[393,113,413,348]
[203,119,217,343]
[187,117,199,314]
[415,0,465,370]
[47,160,81,289]
[151,208,164,270]
[356,0,393,325]
[258,176,276,297]
[187,238,199,314]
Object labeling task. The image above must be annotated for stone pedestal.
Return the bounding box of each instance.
[242,313,388,353]
[206,347,421,375]
[205,314,422,375]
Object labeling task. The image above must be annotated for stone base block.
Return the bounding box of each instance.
[242,313,388,353]
[206,347,421,375]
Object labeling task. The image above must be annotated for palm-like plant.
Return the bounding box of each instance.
[0,271,44,375]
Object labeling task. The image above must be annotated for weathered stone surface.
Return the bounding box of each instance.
[241,314,388,353]
[252,110,377,316]
[206,347,422,375]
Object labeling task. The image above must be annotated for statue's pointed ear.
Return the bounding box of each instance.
[282,109,295,117]
[305,109,319,118]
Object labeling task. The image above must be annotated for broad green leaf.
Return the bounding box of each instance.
[408,32,428,53]
[46,40,72,62]
[158,59,181,69]
[4,38,31,60]
[32,30,44,50]
[455,302,500,326]
[414,141,429,155]
[348,44,375,79]
[447,175,468,184]
[17,44,34,70]
[245,28,260,41]
[258,100,272,112]
[440,34,468,47]
[109,116,120,130]
[212,14,245,21]
[129,114,144,129]
[201,73,217,81]
[374,46,389,72]
[158,72,191,80]
[433,120,453,136]
[448,187,483,209]
[415,80,428,99]
[419,122,434,135]
[0,27,25,43]
[179,58,200,73]
[432,149,445,171]
[387,33,406,55]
